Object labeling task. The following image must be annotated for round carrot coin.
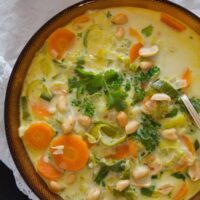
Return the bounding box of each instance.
[37,156,63,180]
[47,28,75,59]
[51,134,89,171]
[23,122,55,151]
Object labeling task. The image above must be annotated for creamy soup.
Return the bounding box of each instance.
[19,7,200,200]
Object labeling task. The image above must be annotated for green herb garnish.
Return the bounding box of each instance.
[141,25,154,37]
[133,114,160,152]
[72,98,95,117]
[194,139,200,151]
[133,66,160,104]
[69,68,127,111]
[172,172,186,180]
[141,185,155,197]
[95,160,127,184]
[94,165,110,184]
[106,11,112,18]
[166,107,178,118]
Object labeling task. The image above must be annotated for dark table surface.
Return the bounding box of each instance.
[0,161,31,200]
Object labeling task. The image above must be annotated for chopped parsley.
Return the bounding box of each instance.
[165,107,178,118]
[106,11,112,18]
[76,56,85,67]
[194,139,200,151]
[72,98,95,117]
[124,81,131,91]
[95,160,127,184]
[172,172,186,181]
[132,114,160,152]
[190,97,200,113]
[141,185,155,197]
[141,25,154,37]
[69,67,127,111]
[133,66,160,104]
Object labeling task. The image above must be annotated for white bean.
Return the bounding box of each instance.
[161,128,178,141]
[61,116,75,134]
[188,161,200,181]
[151,93,171,101]
[78,115,92,127]
[158,184,174,195]
[86,187,101,200]
[132,166,150,180]
[116,111,128,128]
[139,45,159,57]
[144,155,163,175]
[140,61,154,71]
[66,173,76,185]
[142,100,157,114]
[125,121,139,135]
[115,180,130,192]
[111,13,128,25]
[57,95,67,112]
[49,181,64,192]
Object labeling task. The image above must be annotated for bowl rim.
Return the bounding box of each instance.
[4,0,200,199]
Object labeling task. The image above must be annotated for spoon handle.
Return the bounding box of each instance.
[181,94,200,129]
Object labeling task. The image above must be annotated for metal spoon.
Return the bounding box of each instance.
[181,94,200,129]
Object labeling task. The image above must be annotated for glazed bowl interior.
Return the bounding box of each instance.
[4,0,200,199]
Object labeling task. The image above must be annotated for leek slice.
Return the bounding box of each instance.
[26,80,53,102]
[89,122,126,146]
[161,114,186,128]
[151,80,179,98]
[21,96,31,121]
[159,139,182,167]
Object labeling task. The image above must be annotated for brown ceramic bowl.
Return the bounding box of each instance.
[4,0,200,199]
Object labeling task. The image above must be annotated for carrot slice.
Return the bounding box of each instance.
[173,161,189,173]
[182,68,192,88]
[128,140,137,159]
[73,15,90,24]
[51,135,89,171]
[107,144,129,160]
[180,134,195,156]
[23,123,55,151]
[129,27,144,44]
[47,28,75,59]
[161,13,186,32]
[37,156,63,180]
[129,42,143,63]
[173,182,188,200]
[31,103,53,118]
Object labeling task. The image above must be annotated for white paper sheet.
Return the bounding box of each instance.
[0,0,199,199]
